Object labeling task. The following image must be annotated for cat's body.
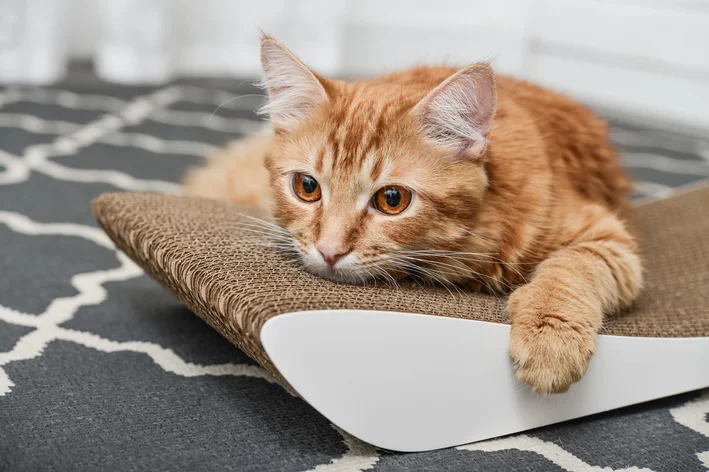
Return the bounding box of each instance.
[184,36,642,394]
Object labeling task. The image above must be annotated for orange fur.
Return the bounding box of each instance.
[183,36,642,394]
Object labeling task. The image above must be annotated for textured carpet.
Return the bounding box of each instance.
[1,68,709,471]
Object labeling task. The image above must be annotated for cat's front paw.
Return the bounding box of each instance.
[507,285,598,394]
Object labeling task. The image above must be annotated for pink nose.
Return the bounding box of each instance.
[316,244,350,267]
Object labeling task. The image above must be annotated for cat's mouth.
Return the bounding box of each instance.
[302,259,372,285]
[300,251,414,287]
[298,247,386,285]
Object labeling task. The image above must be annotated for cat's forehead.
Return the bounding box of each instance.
[329,83,422,123]
[309,92,416,180]
[275,84,431,192]
[310,140,389,189]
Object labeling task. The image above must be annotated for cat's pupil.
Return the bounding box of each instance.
[384,187,401,207]
[302,175,317,194]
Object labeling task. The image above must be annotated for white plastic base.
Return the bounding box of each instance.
[261,310,709,452]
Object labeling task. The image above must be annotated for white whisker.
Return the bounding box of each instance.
[232,213,289,233]
[209,94,264,119]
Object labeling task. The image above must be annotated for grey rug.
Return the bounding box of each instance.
[1,67,709,472]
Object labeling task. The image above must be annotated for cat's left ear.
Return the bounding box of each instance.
[411,63,496,158]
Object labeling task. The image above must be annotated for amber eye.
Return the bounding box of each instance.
[373,185,412,215]
[292,172,322,202]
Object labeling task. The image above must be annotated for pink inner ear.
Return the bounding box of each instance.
[415,66,496,156]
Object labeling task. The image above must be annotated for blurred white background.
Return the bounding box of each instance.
[1,0,708,131]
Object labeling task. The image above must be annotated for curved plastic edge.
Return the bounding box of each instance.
[260,309,709,452]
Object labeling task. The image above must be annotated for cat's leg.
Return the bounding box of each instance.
[182,130,273,209]
[507,204,642,394]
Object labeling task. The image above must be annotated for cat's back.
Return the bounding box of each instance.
[495,76,631,210]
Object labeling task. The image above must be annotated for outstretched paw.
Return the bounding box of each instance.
[507,285,598,394]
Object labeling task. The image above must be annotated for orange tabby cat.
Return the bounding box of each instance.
[184,35,642,394]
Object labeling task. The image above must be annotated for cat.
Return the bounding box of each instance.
[183,35,643,394]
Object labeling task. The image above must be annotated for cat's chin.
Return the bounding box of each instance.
[303,264,372,285]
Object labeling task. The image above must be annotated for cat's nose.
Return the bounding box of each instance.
[316,243,350,267]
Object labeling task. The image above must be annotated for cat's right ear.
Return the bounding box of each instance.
[258,34,330,132]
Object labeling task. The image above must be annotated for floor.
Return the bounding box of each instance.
[1,66,708,471]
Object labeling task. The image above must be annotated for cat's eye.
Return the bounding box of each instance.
[292,172,322,202]
[373,185,412,215]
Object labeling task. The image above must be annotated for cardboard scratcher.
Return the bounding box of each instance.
[92,186,709,452]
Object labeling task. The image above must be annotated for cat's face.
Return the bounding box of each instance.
[259,36,496,284]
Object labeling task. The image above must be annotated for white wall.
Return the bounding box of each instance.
[1,0,708,131]
[527,0,709,132]
[340,0,530,77]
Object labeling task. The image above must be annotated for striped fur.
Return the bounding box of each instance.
[183,36,642,394]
